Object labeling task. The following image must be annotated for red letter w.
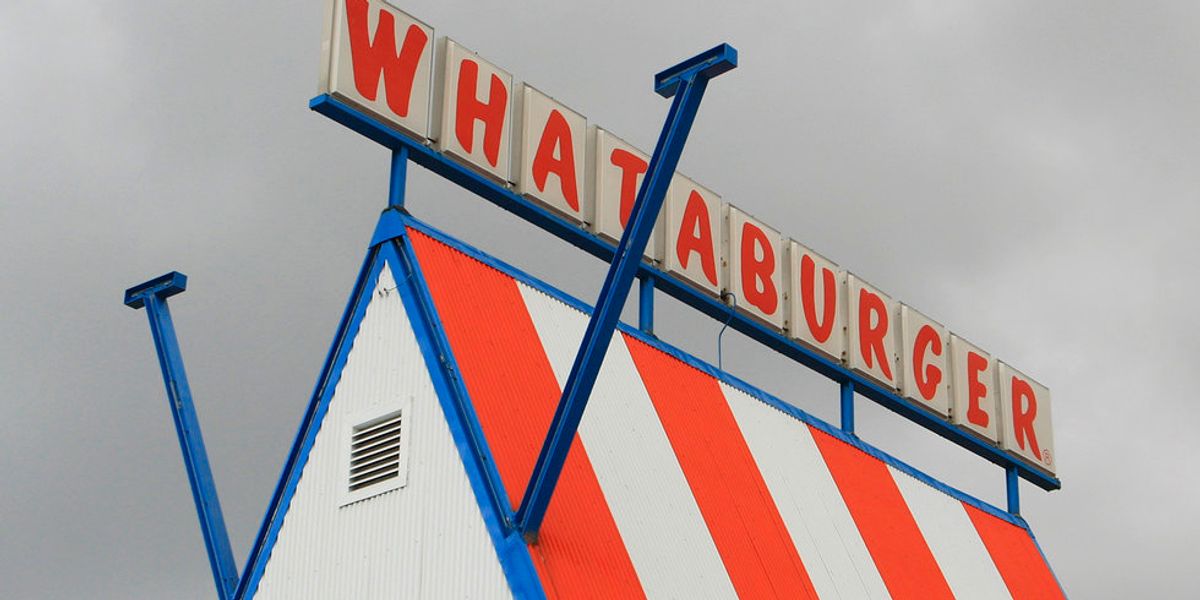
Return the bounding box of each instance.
[346,0,428,119]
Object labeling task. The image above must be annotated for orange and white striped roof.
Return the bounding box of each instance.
[406,226,1064,599]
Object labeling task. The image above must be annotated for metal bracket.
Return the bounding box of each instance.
[638,275,655,335]
[125,272,239,600]
[1006,465,1021,515]
[840,380,855,435]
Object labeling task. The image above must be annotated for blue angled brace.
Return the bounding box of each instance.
[514,44,738,541]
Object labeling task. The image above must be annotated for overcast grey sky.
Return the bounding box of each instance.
[2,0,1197,597]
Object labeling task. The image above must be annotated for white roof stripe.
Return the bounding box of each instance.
[517,284,738,599]
[721,382,892,600]
[889,466,1012,600]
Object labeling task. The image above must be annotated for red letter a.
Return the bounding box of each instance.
[531,110,579,210]
[675,191,718,286]
[610,149,647,228]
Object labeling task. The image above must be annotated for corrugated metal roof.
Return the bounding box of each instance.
[412,230,644,598]
[409,225,1064,599]
[246,219,1064,599]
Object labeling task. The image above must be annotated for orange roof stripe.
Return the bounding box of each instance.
[410,231,645,599]
[964,503,1065,599]
[625,335,819,599]
[810,428,955,599]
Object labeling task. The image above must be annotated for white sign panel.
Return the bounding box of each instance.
[515,85,588,224]
[589,127,659,260]
[786,241,844,362]
[997,362,1056,474]
[662,175,722,294]
[845,274,898,389]
[322,0,435,140]
[725,206,785,328]
[436,38,513,182]
[949,334,998,442]
[897,304,950,417]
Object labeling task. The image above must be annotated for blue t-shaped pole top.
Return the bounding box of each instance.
[654,43,738,98]
[124,271,188,309]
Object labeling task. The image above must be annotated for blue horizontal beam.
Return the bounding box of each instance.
[309,93,1061,493]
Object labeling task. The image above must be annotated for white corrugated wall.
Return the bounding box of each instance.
[254,265,512,600]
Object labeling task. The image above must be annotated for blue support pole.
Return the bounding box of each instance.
[515,44,737,541]
[841,380,855,435]
[124,272,239,600]
[638,275,655,335]
[389,146,409,209]
[1006,464,1020,515]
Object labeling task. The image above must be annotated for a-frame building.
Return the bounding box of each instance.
[123,5,1064,596]
[232,213,1064,599]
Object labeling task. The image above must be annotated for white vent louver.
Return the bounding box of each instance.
[349,412,404,492]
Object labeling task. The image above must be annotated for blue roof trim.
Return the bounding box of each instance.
[380,234,545,599]
[1026,524,1070,597]
[399,214,1035,532]
[236,247,384,599]
[235,230,543,599]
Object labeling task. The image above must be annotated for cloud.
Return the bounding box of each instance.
[2,1,1196,597]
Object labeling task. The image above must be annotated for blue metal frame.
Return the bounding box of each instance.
[124,273,239,600]
[227,211,1062,598]
[309,90,1061,495]
[383,233,514,527]
[1006,465,1020,515]
[388,147,408,209]
[513,44,738,540]
[840,380,855,435]
[1027,524,1069,597]
[126,30,1066,598]
[638,275,655,335]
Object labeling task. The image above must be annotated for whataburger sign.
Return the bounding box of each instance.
[319,0,1056,476]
